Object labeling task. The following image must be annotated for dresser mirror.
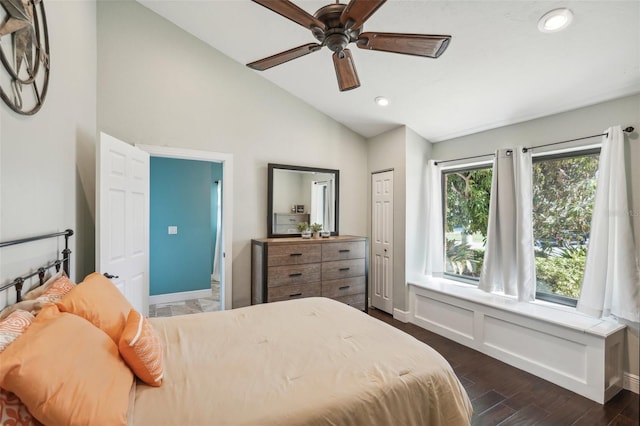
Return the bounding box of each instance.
[268,163,340,238]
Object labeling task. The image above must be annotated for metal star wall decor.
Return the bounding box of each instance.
[0,0,49,115]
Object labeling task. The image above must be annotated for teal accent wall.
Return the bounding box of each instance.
[150,157,217,295]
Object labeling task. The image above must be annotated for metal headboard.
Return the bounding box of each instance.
[0,229,73,302]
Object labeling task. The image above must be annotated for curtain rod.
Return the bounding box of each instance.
[522,126,634,153]
[434,126,635,166]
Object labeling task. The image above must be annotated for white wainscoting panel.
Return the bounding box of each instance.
[408,280,626,404]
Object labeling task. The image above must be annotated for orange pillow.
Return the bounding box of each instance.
[56,272,133,343]
[21,270,63,300]
[0,305,133,425]
[22,270,74,301]
[119,309,164,386]
[32,274,75,304]
[0,309,35,352]
[0,311,41,426]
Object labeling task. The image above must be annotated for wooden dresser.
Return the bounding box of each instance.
[251,235,368,311]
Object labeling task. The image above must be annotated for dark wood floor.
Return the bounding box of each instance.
[368,308,639,426]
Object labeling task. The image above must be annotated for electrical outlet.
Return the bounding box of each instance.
[168,226,178,235]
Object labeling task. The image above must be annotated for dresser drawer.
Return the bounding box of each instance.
[268,263,321,287]
[322,241,366,261]
[268,282,321,302]
[332,294,366,311]
[321,276,366,298]
[322,258,365,281]
[267,243,321,266]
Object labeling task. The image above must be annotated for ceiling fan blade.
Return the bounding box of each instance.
[247,43,322,71]
[357,32,451,58]
[340,0,386,30]
[252,0,325,31]
[332,49,360,92]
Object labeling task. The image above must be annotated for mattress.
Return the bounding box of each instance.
[129,297,472,425]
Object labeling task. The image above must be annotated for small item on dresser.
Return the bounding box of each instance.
[310,223,323,239]
[320,231,331,238]
[296,222,311,238]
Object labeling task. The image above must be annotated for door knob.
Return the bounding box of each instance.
[103,272,119,279]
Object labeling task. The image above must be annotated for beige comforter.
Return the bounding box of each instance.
[129,297,472,425]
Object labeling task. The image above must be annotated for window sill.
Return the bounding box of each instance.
[408,276,624,337]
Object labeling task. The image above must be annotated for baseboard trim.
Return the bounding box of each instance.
[624,373,639,394]
[149,289,212,305]
[393,308,410,323]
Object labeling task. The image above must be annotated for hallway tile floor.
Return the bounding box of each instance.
[148,296,219,317]
[148,279,221,318]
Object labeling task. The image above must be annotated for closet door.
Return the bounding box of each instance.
[371,170,393,314]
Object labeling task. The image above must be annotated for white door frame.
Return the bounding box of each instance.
[137,144,233,310]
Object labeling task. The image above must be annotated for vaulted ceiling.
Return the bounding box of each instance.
[138,1,639,142]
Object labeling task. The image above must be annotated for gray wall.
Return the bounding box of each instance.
[367,126,431,314]
[97,0,368,308]
[405,127,431,284]
[367,126,407,312]
[431,93,640,380]
[0,0,96,304]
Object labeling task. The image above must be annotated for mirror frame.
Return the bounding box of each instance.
[267,163,340,238]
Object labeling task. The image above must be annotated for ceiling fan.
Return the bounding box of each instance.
[246,0,452,92]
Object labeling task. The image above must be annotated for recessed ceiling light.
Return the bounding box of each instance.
[375,96,389,106]
[538,8,573,33]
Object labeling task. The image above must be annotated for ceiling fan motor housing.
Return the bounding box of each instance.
[313,3,361,52]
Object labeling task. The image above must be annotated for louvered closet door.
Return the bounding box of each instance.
[371,170,393,314]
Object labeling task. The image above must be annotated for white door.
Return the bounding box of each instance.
[371,170,394,314]
[96,132,150,315]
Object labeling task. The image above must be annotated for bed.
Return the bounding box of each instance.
[0,231,472,426]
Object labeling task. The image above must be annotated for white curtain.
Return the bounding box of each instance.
[577,126,640,324]
[310,182,324,226]
[424,160,444,276]
[212,182,222,282]
[479,148,536,302]
[327,179,335,231]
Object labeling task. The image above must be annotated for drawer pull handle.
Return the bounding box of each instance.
[339,285,350,290]
[290,253,303,257]
[339,267,350,271]
[339,249,350,253]
[289,273,303,277]
[289,293,302,298]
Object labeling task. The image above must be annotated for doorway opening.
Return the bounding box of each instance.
[138,144,233,311]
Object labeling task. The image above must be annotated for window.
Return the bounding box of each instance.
[442,165,492,281]
[532,149,600,306]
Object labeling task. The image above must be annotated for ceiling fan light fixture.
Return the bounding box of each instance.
[375,96,389,106]
[538,8,573,33]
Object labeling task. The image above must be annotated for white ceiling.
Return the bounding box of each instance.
[137,0,639,142]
